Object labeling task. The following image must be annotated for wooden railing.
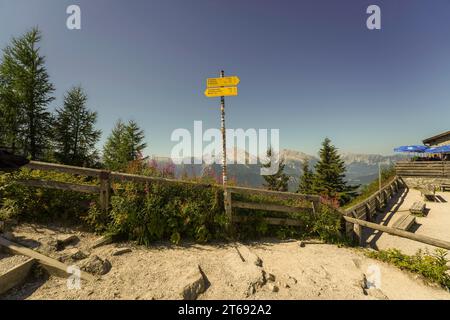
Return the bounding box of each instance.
[395,160,450,178]
[226,186,320,227]
[18,161,319,227]
[20,161,213,212]
[341,177,403,243]
[7,161,450,250]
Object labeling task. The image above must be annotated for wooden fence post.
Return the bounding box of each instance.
[224,189,232,226]
[99,171,111,213]
[375,194,382,212]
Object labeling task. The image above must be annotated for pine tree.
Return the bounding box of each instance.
[102,120,147,171]
[297,159,314,194]
[261,148,289,191]
[53,86,101,166]
[0,28,55,159]
[312,138,357,205]
[124,120,146,161]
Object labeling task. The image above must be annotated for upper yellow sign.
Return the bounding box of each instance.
[204,87,238,98]
[207,76,240,88]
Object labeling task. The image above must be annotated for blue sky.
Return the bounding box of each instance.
[1,0,449,157]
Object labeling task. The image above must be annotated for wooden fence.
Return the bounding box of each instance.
[226,186,320,227]
[395,161,450,178]
[18,161,320,227]
[6,161,450,251]
[341,177,403,244]
[341,176,450,251]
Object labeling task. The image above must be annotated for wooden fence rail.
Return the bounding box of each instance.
[22,161,214,212]
[342,177,404,244]
[343,216,450,251]
[20,161,321,227]
[227,186,320,227]
[395,161,450,178]
[8,161,450,251]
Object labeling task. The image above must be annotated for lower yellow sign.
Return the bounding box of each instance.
[204,87,238,98]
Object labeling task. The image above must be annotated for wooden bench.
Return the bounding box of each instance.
[392,214,416,231]
[441,184,450,192]
[418,188,436,202]
[409,201,426,216]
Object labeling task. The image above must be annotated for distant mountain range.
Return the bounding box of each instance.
[153,149,408,191]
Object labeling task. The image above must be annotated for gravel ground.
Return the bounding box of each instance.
[0,253,30,275]
[1,223,449,300]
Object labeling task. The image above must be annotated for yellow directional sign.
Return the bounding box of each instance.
[204,87,238,98]
[207,76,240,88]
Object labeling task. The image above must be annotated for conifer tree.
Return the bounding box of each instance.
[0,28,55,159]
[53,86,101,166]
[102,120,147,171]
[313,138,357,205]
[297,159,314,194]
[261,148,289,192]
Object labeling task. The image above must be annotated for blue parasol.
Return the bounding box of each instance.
[424,145,450,154]
[393,145,429,153]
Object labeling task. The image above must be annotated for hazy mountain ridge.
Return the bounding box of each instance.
[153,149,408,190]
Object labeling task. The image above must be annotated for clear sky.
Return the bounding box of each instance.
[1,0,449,157]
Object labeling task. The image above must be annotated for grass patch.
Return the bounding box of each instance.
[365,248,450,290]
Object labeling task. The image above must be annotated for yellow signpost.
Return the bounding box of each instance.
[204,71,240,224]
[204,87,238,98]
[207,76,240,88]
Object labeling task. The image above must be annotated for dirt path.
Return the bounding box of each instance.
[1,223,449,300]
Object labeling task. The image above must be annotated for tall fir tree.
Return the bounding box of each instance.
[0,28,55,159]
[124,120,146,161]
[102,120,147,171]
[297,159,314,194]
[53,86,101,166]
[261,148,290,192]
[312,138,357,205]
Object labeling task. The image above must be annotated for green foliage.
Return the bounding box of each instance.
[1,168,347,246]
[298,159,314,194]
[0,27,55,160]
[261,148,289,192]
[343,166,396,209]
[102,120,147,171]
[95,181,227,245]
[231,192,347,243]
[53,86,101,166]
[366,248,450,289]
[313,138,358,205]
[0,169,95,222]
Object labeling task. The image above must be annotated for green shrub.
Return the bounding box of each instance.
[0,169,95,223]
[1,168,349,245]
[366,248,450,289]
[89,181,228,245]
[230,192,347,243]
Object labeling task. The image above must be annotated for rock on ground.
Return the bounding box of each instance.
[79,255,111,276]
[179,265,208,300]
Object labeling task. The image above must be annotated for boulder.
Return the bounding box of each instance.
[60,248,88,262]
[180,265,208,300]
[39,237,59,254]
[80,255,112,275]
